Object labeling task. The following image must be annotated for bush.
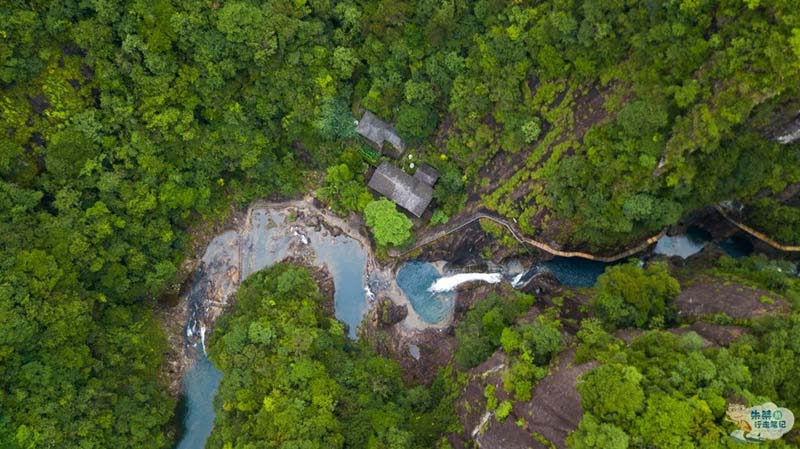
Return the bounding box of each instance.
[578,364,645,426]
[495,401,513,421]
[454,291,536,368]
[590,261,680,329]
[364,199,413,247]
[317,163,373,214]
[521,117,542,143]
[396,103,438,144]
[567,414,630,449]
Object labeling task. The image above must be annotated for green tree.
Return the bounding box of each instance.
[635,393,696,449]
[317,163,372,214]
[454,291,535,368]
[521,118,542,143]
[578,364,645,426]
[567,413,629,449]
[396,103,438,144]
[364,199,413,247]
[315,97,358,141]
[207,263,456,449]
[590,262,680,328]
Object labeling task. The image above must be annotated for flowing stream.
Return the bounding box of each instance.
[428,273,504,292]
[395,226,755,326]
[173,205,755,447]
[175,207,370,449]
[395,257,610,326]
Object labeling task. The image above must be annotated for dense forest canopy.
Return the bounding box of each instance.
[2,0,800,448]
[207,263,459,449]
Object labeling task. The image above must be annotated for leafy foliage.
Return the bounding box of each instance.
[567,414,629,449]
[364,199,413,247]
[207,263,459,449]
[454,290,535,368]
[571,318,800,449]
[744,198,800,246]
[590,261,681,329]
[317,162,373,215]
[500,315,564,401]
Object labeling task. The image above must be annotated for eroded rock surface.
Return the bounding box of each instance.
[675,275,790,319]
[454,350,598,449]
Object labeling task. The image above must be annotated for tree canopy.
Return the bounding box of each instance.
[590,261,681,329]
[207,263,459,449]
[364,199,413,247]
[1,0,800,447]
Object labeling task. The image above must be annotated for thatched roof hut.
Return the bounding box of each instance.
[356,111,405,157]
[413,164,439,186]
[368,162,435,217]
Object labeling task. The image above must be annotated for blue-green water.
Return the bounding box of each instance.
[310,235,368,338]
[175,208,370,448]
[542,257,610,288]
[175,348,222,449]
[396,262,455,324]
[719,235,753,258]
[654,226,710,258]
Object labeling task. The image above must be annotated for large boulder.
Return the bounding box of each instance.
[375,297,408,327]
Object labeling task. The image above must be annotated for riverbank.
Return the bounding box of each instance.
[158,195,800,398]
[158,196,378,392]
[156,193,799,449]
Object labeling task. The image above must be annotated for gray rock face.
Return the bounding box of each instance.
[674,275,790,320]
[455,350,598,449]
[376,297,408,327]
[521,270,563,296]
[773,115,800,144]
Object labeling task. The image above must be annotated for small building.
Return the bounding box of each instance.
[413,164,439,186]
[356,110,405,158]
[368,162,439,217]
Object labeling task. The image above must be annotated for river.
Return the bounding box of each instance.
[173,205,753,447]
[174,205,371,449]
[394,227,754,325]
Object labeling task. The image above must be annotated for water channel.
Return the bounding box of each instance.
[174,209,753,447]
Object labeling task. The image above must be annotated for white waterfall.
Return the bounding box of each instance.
[292,227,309,245]
[428,273,503,292]
[510,272,525,288]
[199,324,207,355]
[776,122,800,144]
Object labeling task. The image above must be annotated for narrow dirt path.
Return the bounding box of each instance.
[714,205,800,252]
[392,203,800,264]
[393,210,666,263]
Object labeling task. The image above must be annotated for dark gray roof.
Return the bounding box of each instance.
[356,111,405,157]
[413,164,439,186]
[368,162,433,217]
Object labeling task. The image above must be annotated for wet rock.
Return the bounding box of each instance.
[306,215,320,229]
[678,207,738,241]
[683,244,727,270]
[521,271,562,296]
[445,254,488,272]
[376,297,408,327]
